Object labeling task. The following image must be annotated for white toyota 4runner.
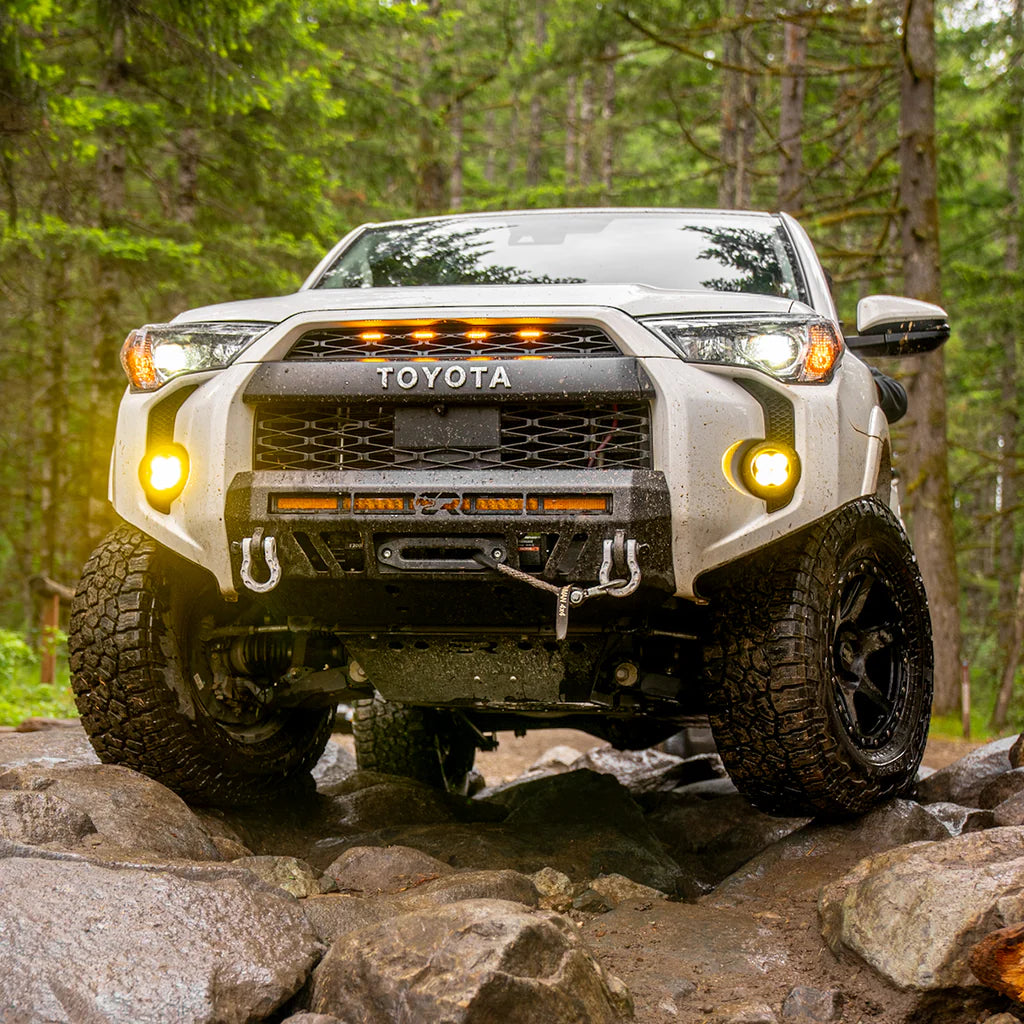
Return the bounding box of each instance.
[68,209,948,816]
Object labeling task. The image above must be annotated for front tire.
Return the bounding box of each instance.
[352,695,477,792]
[703,498,933,817]
[69,525,335,806]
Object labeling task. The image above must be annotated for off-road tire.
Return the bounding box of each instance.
[703,498,932,818]
[352,695,477,792]
[68,525,335,806]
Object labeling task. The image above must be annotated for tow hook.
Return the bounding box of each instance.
[472,532,642,641]
[240,528,282,594]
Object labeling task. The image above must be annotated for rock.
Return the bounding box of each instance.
[569,746,723,795]
[574,887,614,913]
[781,985,843,1021]
[302,868,540,945]
[530,866,576,911]
[0,724,100,770]
[710,1001,778,1023]
[660,725,717,758]
[916,736,1017,806]
[649,793,809,894]
[15,717,80,732]
[0,855,322,1023]
[1010,734,1024,769]
[280,1015,348,1024]
[232,855,324,897]
[653,975,697,1015]
[820,826,1024,989]
[994,790,1024,827]
[589,872,667,906]
[921,801,995,836]
[0,790,96,846]
[324,843,453,895]
[311,740,357,791]
[301,893,394,943]
[399,868,539,910]
[307,898,633,1022]
[213,836,254,859]
[352,812,683,895]
[980,1016,1023,1024]
[718,799,949,904]
[978,767,1024,809]
[324,773,456,828]
[528,744,585,772]
[0,763,220,860]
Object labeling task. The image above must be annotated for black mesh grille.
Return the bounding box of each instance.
[285,321,620,361]
[254,403,651,471]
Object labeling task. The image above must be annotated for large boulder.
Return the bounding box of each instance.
[716,800,949,904]
[0,790,97,847]
[344,770,683,894]
[306,897,633,1022]
[0,763,220,860]
[0,855,322,1023]
[820,826,1024,989]
[302,867,541,945]
[0,725,100,770]
[648,793,809,896]
[915,737,1017,807]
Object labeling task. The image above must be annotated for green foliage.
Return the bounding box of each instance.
[0,630,77,726]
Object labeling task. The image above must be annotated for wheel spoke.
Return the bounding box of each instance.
[839,573,874,626]
[850,669,894,715]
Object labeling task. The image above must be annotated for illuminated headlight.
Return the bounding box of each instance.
[643,315,843,383]
[120,321,273,391]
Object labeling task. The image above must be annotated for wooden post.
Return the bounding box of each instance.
[28,576,75,685]
[40,593,60,684]
[960,659,971,739]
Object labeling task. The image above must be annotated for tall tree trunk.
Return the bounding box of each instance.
[565,74,578,198]
[577,71,595,190]
[898,0,962,715]
[719,0,742,208]
[414,0,448,213]
[777,16,807,213]
[526,4,547,188]
[86,11,128,552]
[991,0,1023,730]
[449,100,463,210]
[719,0,757,208]
[600,43,617,205]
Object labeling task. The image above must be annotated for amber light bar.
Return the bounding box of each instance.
[473,496,525,513]
[353,495,411,513]
[528,495,610,513]
[273,495,347,512]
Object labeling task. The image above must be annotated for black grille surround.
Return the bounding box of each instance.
[285,320,621,361]
[254,401,652,472]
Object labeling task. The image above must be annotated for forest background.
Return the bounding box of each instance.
[0,0,1020,728]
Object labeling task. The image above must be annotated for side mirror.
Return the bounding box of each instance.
[846,295,950,357]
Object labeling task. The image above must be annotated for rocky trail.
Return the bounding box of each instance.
[1,721,1023,1024]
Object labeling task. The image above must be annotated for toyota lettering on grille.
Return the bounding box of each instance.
[376,364,512,391]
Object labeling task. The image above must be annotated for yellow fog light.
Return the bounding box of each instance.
[140,444,189,510]
[739,442,800,503]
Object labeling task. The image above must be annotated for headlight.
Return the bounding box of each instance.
[120,321,273,391]
[643,315,843,383]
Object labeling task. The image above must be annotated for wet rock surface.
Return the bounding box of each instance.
[2,723,1023,1023]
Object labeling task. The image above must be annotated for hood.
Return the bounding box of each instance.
[170,284,811,325]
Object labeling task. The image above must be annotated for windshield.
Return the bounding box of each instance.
[314,212,805,300]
